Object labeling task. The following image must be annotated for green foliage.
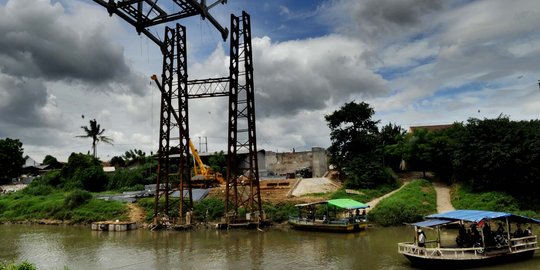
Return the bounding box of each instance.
[326,101,400,189]
[453,117,540,201]
[76,118,114,158]
[0,260,36,270]
[263,202,297,223]
[0,138,24,182]
[106,161,156,191]
[64,190,92,209]
[22,182,54,196]
[368,179,436,226]
[42,155,59,166]
[451,185,540,219]
[208,151,226,175]
[193,198,225,221]
[74,166,108,192]
[330,181,400,203]
[0,189,127,223]
[380,123,406,170]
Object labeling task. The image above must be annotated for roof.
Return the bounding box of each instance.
[295,199,369,209]
[427,210,540,224]
[327,198,369,209]
[411,219,453,228]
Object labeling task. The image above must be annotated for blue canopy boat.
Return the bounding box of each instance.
[398,210,540,268]
[288,198,369,232]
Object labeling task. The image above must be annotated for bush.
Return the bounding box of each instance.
[452,185,540,219]
[263,202,297,223]
[0,260,36,270]
[64,190,92,209]
[193,198,224,221]
[368,179,436,226]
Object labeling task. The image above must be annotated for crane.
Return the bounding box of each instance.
[189,139,224,188]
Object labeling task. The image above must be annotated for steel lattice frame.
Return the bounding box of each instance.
[225,12,262,223]
[153,24,192,222]
[92,1,261,225]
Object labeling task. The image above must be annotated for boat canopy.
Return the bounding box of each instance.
[427,210,540,224]
[294,201,326,207]
[411,219,454,228]
[294,199,369,209]
[327,199,369,210]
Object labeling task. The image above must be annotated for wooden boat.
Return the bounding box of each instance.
[398,210,540,268]
[288,198,369,233]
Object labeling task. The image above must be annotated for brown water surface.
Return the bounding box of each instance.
[0,225,538,269]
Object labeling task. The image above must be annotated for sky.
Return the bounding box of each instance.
[2,0,540,162]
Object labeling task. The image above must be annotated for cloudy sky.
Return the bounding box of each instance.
[2,0,540,162]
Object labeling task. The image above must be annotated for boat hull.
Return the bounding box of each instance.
[403,250,536,269]
[288,221,367,233]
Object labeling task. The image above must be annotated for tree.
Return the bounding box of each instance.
[325,101,390,188]
[380,123,406,170]
[110,156,126,168]
[0,138,25,183]
[76,119,114,158]
[42,155,60,166]
[122,149,147,166]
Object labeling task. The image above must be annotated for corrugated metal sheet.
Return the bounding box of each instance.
[427,210,540,224]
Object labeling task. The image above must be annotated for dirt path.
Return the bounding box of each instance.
[365,181,411,212]
[128,203,146,223]
[433,181,455,213]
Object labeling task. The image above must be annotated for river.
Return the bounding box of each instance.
[0,225,538,269]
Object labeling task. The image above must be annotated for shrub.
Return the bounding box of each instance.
[368,179,436,226]
[194,198,224,221]
[64,190,92,209]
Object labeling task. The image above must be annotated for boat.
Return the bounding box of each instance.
[288,198,369,232]
[398,210,540,268]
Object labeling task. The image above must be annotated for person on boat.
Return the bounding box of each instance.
[418,229,426,248]
[513,224,525,238]
[482,222,493,246]
[526,227,533,236]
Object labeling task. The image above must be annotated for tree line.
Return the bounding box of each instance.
[326,102,540,206]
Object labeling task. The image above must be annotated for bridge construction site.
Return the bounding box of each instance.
[91,0,263,229]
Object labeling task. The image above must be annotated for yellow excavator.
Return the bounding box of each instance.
[189,139,225,188]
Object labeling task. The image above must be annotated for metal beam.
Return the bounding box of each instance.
[92,0,228,48]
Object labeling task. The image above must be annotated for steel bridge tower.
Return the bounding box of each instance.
[225,12,262,224]
[91,1,262,224]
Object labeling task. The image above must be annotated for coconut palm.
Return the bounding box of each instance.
[76,119,114,158]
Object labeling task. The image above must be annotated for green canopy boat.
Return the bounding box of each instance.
[288,199,369,233]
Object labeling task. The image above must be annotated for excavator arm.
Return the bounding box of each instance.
[189,139,208,176]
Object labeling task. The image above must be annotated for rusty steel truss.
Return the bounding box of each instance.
[92,1,261,225]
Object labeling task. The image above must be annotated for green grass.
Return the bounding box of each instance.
[328,182,400,203]
[0,260,36,270]
[451,184,540,219]
[0,190,128,223]
[368,179,436,226]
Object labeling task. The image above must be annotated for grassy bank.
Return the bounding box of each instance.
[0,261,36,270]
[451,184,540,219]
[0,186,128,224]
[368,179,436,226]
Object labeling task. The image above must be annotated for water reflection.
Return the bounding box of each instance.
[0,225,538,270]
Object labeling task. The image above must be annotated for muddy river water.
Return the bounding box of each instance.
[0,225,538,269]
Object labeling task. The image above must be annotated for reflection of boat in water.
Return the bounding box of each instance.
[398,210,539,268]
[288,198,369,233]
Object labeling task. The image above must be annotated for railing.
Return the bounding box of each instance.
[288,216,361,225]
[398,242,486,259]
[509,235,538,252]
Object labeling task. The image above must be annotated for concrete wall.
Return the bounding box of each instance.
[262,148,328,177]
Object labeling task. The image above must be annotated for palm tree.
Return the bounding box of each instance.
[76,119,114,158]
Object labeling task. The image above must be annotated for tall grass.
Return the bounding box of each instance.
[368,179,436,226]
[451,185,540,219]
[0,190,128,223]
